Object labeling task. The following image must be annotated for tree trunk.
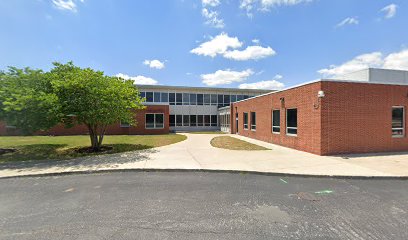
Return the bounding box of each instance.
[87,124,107,152]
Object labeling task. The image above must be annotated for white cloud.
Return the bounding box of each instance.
[223,45,276,61]
[381,4,397,19]
[318,52,383,77]
[318,49,408,77]
[202,8,225,28]
[202,0,220,7]
[52,0,77,12]
[239,75,284,90]
[252,39,260,44]
[201,69,254,86]
[240,0,313,16]
[261,0,313,8]
[190,33,242,57]
[383,49,408,70]
[336,17,359,28]
[191,33,276,61]
[116,73,159,85]
[143,59,165,69]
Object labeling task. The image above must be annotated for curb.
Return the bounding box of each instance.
[1,168,408,180]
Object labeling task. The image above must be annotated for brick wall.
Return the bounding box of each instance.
[0,105,170,136]
[231,82,323,155]
[320,81,408,155]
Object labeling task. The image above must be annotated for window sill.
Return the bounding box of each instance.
[286,133,298,137]
[272,132,280,135]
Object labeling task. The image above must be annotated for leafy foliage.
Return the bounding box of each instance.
[0,62,145,151]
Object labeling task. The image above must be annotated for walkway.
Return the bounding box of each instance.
[1,133,408,178]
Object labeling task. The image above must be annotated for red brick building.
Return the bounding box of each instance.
[231,69,408,155]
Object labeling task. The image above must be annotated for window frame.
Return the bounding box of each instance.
[272,109,280,134]
[250,112,256,131]
[145,113,165,129]
[243,112,248,130]
[392,106,405,138]
[286,108,298,136]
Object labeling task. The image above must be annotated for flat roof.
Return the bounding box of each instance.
[135,84,273,93]
[233,78,408,104]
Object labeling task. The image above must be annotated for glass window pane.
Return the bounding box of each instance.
[231,95,237,102]
[204,115,210,126]
[211,115,218,126]
[146,114,155,128]
[211,94,217,105]
[273,110,280,126]
[251,112,256,130]
[183,93,190,105]
[287,109,297,128]
[197,115,204,126]
[224,95,230,104]
[237,95,244,101]
[146,92,153,102]
[156,114,164,128]
[140,92,146,98]
[154,92,161,102]
[169,93,175,105]
[190,115,197,126]
[197,94,204,105]
[176,115,183,126]
[273,127,280,133]
[170,115,175,127]
[392,108,404,128]
[204,94,211,105]
[218,95,223,107]
[183,115,190,126]
[190,94,197,105]
[176,93,183,105]
[161,92,169,102]
[287,128,297,135]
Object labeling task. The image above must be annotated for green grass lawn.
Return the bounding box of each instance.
[210,136,270,151]
[0,134,187,163]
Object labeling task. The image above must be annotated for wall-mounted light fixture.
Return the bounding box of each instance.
[314,90,325,109]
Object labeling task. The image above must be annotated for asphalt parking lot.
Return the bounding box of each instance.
[0,171,407,239]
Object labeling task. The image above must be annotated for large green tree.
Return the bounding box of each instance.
[0,67,61,134]
[0,62,145,151]
[48,62,145,151]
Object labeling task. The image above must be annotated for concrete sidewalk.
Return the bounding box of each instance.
[1,133,408,178]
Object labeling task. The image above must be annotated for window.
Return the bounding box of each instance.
[120,121,130,128]
[176,115,183,126]
[190,94,197,105]
[154,92,161,102]
[183,115,190,127]
[272,110,280,134]
[169,93,175,105]
[161,92,169,102]
[176,93,183,105]
[211,115,218,127]
[218,95,224,107]
[250,112,256,130]
[183,93,190,105]
[197,94,204,105]
[286,108,298,135]
[231,95,237,102]
[224,95,230,105]
[243,112,248,130]
[204,115,210,126]
[170,115,175,127]
[140,92,146,99]
[237,95,244,101]
[190,115,197,126]
[146,92,154,102]
[197,115,204,126]
[145,113,164,129]
[211,94,218,105]
[392,107,405,137]
[204,94,211,105]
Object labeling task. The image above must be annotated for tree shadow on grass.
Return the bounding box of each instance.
[0,143,158,171]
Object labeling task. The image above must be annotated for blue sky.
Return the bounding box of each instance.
[0,0,407,90]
